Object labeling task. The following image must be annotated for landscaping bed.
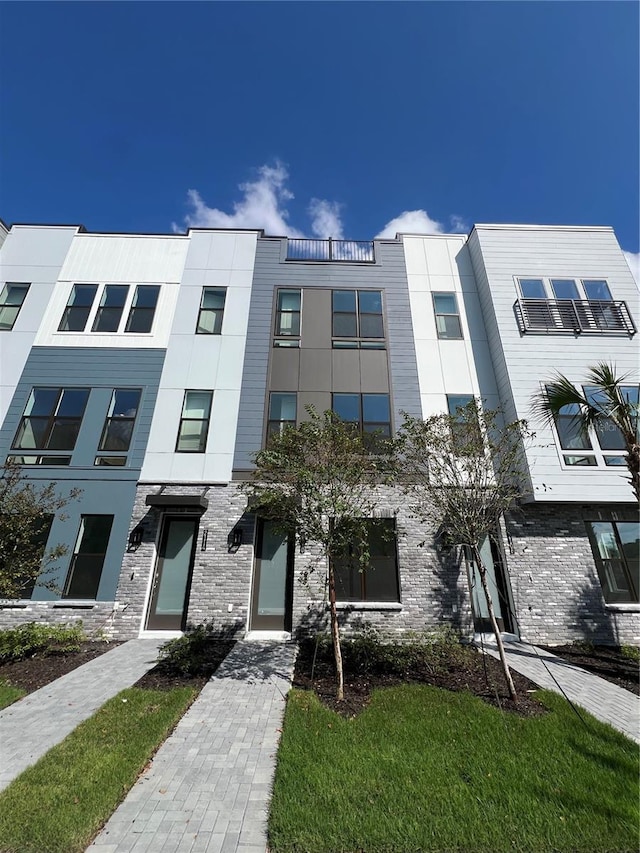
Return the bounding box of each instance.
[0,641,117,696]
[294,634,546,717]
[539,643,639,695]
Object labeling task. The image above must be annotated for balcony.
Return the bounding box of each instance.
[514,299,636,336]
[286,238,375,263]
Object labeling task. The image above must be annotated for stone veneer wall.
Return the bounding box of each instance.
[504,503,639,646]
[0,602,118,635]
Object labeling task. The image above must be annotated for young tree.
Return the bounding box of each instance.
[0,459,81,599]
[242,409,395,700]
[531,362,639,503]
[398,402,534,702]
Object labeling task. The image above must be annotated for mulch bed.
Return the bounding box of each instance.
[294,639,547,718]
[0,641,119,695]
[539,644,639,696]
[134,639,237,691]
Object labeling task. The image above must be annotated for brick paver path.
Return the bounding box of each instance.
[87,641,296,853]
[477,635,640,743]
[0,638,163,792]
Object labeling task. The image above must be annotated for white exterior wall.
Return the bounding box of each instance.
[35,233,190,349]
[468,225,639,503]
[141,230,258,483]
[0,225,78,424]
[403,234,499,416]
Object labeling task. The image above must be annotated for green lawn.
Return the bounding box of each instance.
[0,686,196,853]
[270,685,639,853]
[0,680,25,710]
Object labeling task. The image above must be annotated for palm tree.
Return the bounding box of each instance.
[531,362,639,502]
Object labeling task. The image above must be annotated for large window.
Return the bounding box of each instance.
[64,515,114,599]
[446,394,480,454]
[274,289,301,346]
[176,391,212,452]
[125,285,160,333]
[0,283,30,330]
[332,290,384,348]
[333,519,400,602]
[332,393,391,439]
[267,393,297,438]
[12,388,90,459]
[92,285,129,332]
[58,284,99,332]
[586,519,639,604]
[433,293,463,339]
[196,288,226,334]
[95,388,142,465]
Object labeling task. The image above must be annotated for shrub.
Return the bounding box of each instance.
[156,622,238,677]
[0,622,86,663]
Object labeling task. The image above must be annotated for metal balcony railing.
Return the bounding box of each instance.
[514,299,636,336]
[286,238,375,263]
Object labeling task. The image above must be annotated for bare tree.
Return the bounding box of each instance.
[242,409,395,700]
[398,402,534,701]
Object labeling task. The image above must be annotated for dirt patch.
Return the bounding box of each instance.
[294,639,546,718]
[539,644,639,696]
[0,641,120,695]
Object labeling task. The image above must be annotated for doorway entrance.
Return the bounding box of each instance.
[467,536,514,634]
[250,519,294,631]
[145,516,198,630]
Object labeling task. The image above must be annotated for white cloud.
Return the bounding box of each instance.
[374,209,446,239]
[623,250,640,285]
[308,198,344,239]
[449,214,469,234]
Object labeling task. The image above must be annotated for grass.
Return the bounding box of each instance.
[0,686,196,853]
[0,680,25,710]
[269,685,639,853]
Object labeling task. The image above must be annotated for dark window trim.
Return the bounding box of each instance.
[196,287,226,335]
[585,519,639,604]
[125,285,160,334]
[332,518,400,603]
[274,288,301,339]
[12,387,90,453]
[175,390,213,453]
[0,282,31,331]
[331,289,385,346]
[433,292,464,340]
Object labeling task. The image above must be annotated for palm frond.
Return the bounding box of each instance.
[530,374,590,429]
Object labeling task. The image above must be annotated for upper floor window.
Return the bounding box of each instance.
[332,290,384,348]
[0,283,30,330]
[332,393,391,441]
[267,393,297,438]
[58,283,161,334]
[515,277,634,336]
[447,394,480,454]
[12,387,90,460]
[196,288,226,334]
[64,514,114,599]
[95,389,142,466]
[125,286,160,333]
[333,518,400,603]
[585,519,639,604]
[176,390,212,453]
[433,293,463,340]
[274,290,301,346]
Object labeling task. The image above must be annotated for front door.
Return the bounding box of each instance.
[146,516,198,630]
[250,519,293,631]
[468,536,513,634]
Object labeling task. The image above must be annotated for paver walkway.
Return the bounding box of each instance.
[0,638,163,791]
[476,634,640,743]
[87,640,297,853]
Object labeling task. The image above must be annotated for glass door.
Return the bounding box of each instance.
[250,519,293,631]
[146,516,198,630]
[467,536,513,633]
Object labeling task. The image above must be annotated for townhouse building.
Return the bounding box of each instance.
[0,220,637,647]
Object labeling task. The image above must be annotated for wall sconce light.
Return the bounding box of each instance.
[128,525,145,552]
[201,529,208,552]
[228,527,243,553]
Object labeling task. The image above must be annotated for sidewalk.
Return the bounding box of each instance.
[0,638,163,792]
[476,634,640,743]
[87,640,297,853]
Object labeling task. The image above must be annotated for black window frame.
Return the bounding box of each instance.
[446,394,481,454]
[12,387,90,454]
[267,392,297,440]
[125,285,160,333]
[585,518,639,604]
[175,390,213,453]
[333,518,400,603]
[331,289,385,348]
[0,282,30,331]
[433,292,464,340]
[91,284,130,333]
[98,388,142,456]
[274,288,301,345]
[58,284,99,332]
[196,287,226,335]
[331,393,392,447]
[63,514,114,600]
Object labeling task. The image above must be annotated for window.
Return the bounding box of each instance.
[333,518,399,602]
[92,285,129,332]
[332,393,391,441]
[98,388,142,462]
[0,283,30,330]
[125,285,160,333]
[586,520,639,604]
[447,394,480,454]
[58,284,99,332]
[267,393,296,438]
[196,288,226,334]
[518,279,546,299]
[13,388,89,454]
[274,289,301,346]
[332,290,384,348]
[176,391,212,452]
[433,293,463,339]
[64,515,114,599]
[6,455,72,466]
[550,279,580,300]
[582,280,612,301]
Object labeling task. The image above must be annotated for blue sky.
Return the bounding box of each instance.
[1,1,638,274]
